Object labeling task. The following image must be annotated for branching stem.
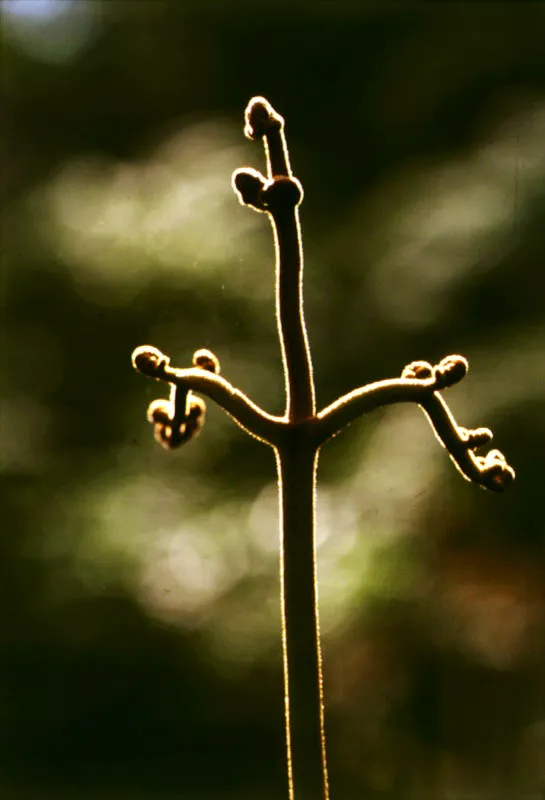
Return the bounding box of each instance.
[132,96,515,800]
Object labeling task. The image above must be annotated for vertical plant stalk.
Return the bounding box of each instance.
[131,96,515,800]
[277,439,326,800]
[244,98,326,799]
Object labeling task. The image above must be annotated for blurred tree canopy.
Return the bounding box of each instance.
[2,2,545,798]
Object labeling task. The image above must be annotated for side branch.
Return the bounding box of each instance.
[234,96,316,423]
[314,355,515,493]
[271,189,315,423]
[316,375,434,440]
[419,391,514,492]
[132,345,282,446]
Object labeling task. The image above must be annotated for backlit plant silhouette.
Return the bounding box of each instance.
[132,97,515,800]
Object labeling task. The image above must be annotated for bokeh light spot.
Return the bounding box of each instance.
[1,0,98,63]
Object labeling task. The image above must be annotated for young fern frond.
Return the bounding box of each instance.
[132,97,515,800]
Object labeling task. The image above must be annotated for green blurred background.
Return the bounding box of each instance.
[2,2,545,798]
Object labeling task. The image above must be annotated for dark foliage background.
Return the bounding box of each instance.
[2,2,545,798]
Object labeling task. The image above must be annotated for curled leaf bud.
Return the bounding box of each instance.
[244,96,283,141]
[488,466,515,492]
[232,168,267,210]
[147,398,172,425]
[174,400,206,447]
[154,423,175,449]
[402,360,433,380]
[464,426,493,448]
[477,449,516,493]
[181,418,204,445]
[193,349,220,374]
[187,395,206,420]
[132,346,169,378]
[434,355,468,389]
[149,392,206,450]
[262,176,303,212]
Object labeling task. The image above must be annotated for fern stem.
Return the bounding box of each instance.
[271,202,315,424]
[277,435,329,800]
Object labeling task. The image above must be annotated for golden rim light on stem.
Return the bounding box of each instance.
[131,96,515,800]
